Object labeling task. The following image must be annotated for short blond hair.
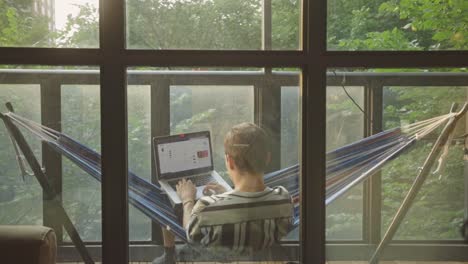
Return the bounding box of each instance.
[224,122,270,174]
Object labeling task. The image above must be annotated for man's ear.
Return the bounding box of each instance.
[226,154,236,171]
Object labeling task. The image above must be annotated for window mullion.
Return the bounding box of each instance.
[304,0,327,260]
[262,0,272,51]
[41,79,63,244]
[367,81,383,245]
[100,0,128,263]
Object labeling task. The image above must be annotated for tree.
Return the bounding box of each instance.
[56,3,98,48]
[57,0,301,50]
[385,0,467,49]
[0,0,53,227]
[329,0,468,50]
[127,0,262,49]
[381,86,466,239]
[0,0,52,47]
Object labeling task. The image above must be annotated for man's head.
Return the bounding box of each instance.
[224,122,271,176]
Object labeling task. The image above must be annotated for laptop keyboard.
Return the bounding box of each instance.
[168,173,214,189]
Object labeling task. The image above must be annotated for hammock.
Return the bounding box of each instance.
[1,110,457,242]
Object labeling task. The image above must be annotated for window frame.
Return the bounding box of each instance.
[2,69,467,261]
[0,0,468,263]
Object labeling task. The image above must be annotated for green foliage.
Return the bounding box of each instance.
[339,27,421,50]
[126,0,262,49]
[0,0,51,47]
[54,0,301,50]
[272,0,300,49]
[381,142,465,239]
[396,0,468,49]
[381,86,466,239]
[325,86,365,239]
[383,86,467,134]
[56,3,99,48]
[0,85,42,225]
[329,0,467,50]
[61,85,102,241]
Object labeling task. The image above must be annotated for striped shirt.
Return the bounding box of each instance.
[186,186,293,252]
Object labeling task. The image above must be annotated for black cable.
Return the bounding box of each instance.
[331,70,374,131]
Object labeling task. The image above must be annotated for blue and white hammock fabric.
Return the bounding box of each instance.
[2,111,456,241]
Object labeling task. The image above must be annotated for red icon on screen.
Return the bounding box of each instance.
[197,150,209,158]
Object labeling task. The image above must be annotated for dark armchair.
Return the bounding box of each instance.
[0,225,56,264]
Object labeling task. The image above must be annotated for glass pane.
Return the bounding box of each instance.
[0,0,99,48]
[383,85,467,240]
[281,86,300,168]
[326,85,365,240]
[279,73,301,241]
[271,0,301,50]
[126,0,301,50]
[170,85,254,174]
[0,66,101,263]
[327,0,468,50]
[127,68,301,263]
[326,68,468,263]
[128,85,152,241]
[0,84,42,225]
[62,84,101,241]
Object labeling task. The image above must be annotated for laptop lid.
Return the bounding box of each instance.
[153,131,214,180]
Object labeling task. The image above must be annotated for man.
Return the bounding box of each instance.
[154,122,293,263]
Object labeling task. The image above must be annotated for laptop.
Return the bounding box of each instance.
[153,131,232,204]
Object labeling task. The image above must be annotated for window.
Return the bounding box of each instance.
[127,83,152,241]
[126,68,302,260]
[1,0,99,48]
[382,84,467,240]
[327,0,468,50]
[62,84,101,241]
[125,0,301,50]
[325,68,468,262]
[0,66,102,260]
[326,84,364,240]
[0,84,42,225]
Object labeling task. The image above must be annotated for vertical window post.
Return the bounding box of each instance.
[365,79,383,244]
[100,0,128,263]
[304,0,327,260]
[41,79,63,243]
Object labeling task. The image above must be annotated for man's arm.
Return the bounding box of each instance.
[178,181,227,228]
[177,179,222,245]
[182,199,195,228]
[176,179,197,228]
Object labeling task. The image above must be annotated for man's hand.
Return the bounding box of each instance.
[203,183,227,195]
[176,178,196,202]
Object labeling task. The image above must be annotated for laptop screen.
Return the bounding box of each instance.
[153,131,214,179]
